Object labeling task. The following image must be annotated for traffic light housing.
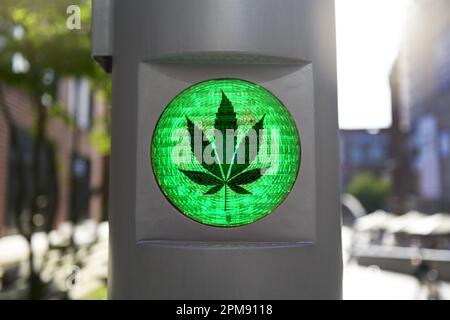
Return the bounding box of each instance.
[92,0,342,299]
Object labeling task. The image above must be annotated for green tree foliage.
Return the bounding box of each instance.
[0,0,111,152]
[347,172,391,214]
[0,0,110,91]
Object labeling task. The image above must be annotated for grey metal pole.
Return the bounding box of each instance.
[92,0,342,299]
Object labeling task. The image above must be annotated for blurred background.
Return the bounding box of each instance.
[0,0,449,300]
[338,0,450,300]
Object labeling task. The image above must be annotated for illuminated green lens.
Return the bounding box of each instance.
[151,79,300,227]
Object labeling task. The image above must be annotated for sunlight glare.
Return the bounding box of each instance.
[336,0,410,129]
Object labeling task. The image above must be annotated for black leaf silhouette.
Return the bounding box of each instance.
[228,183,251,195]
[186,116,222,179]
[229,168,265,186]
[179,170,222,186]
[178,90,269,211]
[205,184,224,195]
[214,90,238,177]
[229,115,265,179]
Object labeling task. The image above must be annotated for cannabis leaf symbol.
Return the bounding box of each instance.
[179,90,267,211]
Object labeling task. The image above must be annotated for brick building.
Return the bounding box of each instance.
[0,79,108,236]
[395,0,450,213]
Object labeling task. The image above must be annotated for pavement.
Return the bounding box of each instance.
[3,223,450,300]
[0,221,108,299]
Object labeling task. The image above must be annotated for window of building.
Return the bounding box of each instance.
[6,127,58,233]
[435,27,450,94]
[70,154,91,223]
[67,77,92,130]
[440,129,450,159]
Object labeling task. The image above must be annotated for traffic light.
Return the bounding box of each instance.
[92,0,342,299]
[151,79,301,227]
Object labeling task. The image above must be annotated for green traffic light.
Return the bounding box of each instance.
[151,79,301,227]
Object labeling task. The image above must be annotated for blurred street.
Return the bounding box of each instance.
[4,223,450,300]
[0,221,108,299]
[343,227,450,300]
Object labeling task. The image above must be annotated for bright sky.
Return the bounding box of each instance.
[335,0,410,130]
